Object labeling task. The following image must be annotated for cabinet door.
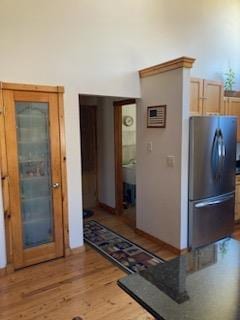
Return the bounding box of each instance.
[3,90,64,269]
[190,78,203,115]
[202,80,224,115]
[226,98,240,142]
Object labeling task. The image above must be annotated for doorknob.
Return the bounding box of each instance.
[52,182,60,189]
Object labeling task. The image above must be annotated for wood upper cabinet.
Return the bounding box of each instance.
[202,80,224,115]
[190,78,203,116]
[1,84,67,269]
[225,97,240,142]
[190,78,224,116]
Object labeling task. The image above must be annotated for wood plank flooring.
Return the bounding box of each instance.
[0,209,239,320]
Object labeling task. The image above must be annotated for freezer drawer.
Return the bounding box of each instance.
[189,193,235,249]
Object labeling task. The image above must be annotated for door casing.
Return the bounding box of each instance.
[0,82,69,270]
[113,99,136,215]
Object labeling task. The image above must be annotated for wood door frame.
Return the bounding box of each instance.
[79,103,98,209]
[0,82,70,270]
[113,99,136,215]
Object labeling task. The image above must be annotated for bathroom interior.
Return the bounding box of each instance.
[122,103,137,224]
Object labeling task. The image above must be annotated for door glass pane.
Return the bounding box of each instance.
[15,102,53,249]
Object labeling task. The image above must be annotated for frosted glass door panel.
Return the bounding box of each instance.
[15,102,53,249]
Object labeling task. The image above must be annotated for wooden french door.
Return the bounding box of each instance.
[3,89,64,269]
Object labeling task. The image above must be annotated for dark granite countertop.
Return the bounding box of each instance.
[118,238,240,320]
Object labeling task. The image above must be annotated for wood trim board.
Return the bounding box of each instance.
[68,245,86,256]
[0,264,14,277]
[58,92,70,255]
[139,56,195,78]
[114,104,123,215]
[98,202,116,215]
[1,82,64,93]
[135,227,188,255]
[113,99,136,216]
[113,99,136,107]
[0,84,13,264]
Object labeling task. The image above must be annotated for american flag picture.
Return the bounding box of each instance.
[147,105,166,128]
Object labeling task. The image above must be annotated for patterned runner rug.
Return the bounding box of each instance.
[84,220,164,273]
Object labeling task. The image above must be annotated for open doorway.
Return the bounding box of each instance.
[114,100,137,227]
[79,94,137,228]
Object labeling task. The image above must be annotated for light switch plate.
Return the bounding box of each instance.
[147,142,152,153]
[167,155,175,167]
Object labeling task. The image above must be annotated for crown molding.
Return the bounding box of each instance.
[139,56,196,78]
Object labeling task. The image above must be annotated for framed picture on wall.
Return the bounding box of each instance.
[147,105,167,128]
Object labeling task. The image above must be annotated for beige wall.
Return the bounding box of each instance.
[136,68,191,249]
[0,0,240,267]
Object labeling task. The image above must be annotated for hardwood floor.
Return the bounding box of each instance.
[0,210,175,320]
[0,209,239,320]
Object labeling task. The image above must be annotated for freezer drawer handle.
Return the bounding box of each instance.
[195,195,234,208]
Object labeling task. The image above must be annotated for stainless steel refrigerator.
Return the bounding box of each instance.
[189,116,237,249]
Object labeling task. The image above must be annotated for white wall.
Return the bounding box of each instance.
[180,70,191,249]
[136,68,191,249]
[64,90,83,249]
[0,1,239,95]
[0,0,240,267]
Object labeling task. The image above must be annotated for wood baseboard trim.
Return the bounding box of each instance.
[0,264,14,277]
[98,202,116,215]
[67,246,86,257]
[139,56,196,78]
[135,228,188,255]
[119,215,136,228]
[0,267,7,277]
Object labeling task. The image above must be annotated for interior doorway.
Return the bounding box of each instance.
[114,99,137,226]
[79,94,137,228]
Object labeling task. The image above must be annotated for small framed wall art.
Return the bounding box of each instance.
[147,105,167,128]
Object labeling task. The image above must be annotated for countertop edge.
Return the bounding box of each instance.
[117,279,165,320]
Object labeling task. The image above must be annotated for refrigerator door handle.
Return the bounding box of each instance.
[195,194,234,208]
[219,129,226,172]
[211,129,222,179]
